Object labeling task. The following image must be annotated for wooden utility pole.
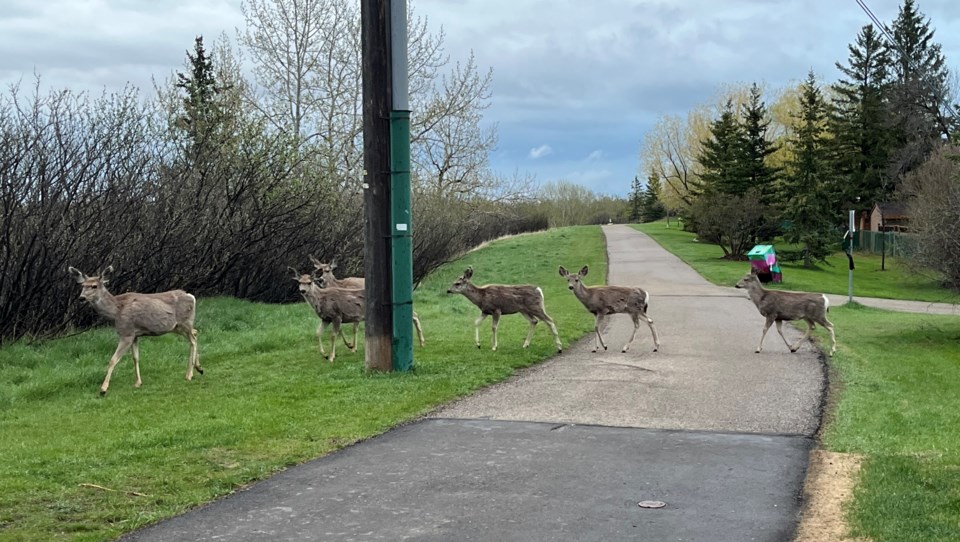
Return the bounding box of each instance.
[361,0,393,372]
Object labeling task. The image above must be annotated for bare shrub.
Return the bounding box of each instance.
[900,144,960,290]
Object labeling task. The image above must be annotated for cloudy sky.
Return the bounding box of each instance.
[2,0,960,196]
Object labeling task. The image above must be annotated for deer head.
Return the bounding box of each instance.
[288,267,316,295]
[735,268,760,290]
[68,265,113,303]
[558,265,589,290]
[446,267,474,294]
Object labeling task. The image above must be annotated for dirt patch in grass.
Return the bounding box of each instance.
[794,450,869,542]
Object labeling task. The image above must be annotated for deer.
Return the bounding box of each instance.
[289,267,366,362]
[67,266,201,396]
[446,266,563,353]
[735,269,837,356]
[309,256,425,348]
[558,265,660,354]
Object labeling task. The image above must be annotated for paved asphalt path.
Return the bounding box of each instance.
[122,225,826,542]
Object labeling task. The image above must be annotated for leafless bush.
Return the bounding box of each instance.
[900,144,960,290]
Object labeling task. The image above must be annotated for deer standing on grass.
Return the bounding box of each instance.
[559,265,660,354]
[735,269,837,356]
[68,266,201,396]
[446,266,563,352]
[289,267,366,362]
[309,256,425,347]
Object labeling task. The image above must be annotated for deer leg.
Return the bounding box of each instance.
[541,313,562,353]
[817,317,837,356]
[100,336,134,395]
[491,312,501,351]
[350,323,359,352]
[184,327,200,381]
[756,318,774,353]
[521,313,538,348]
[622,313,641,353]
[131,338,142,388]
[316,321,328,355]
[338,323,357,351]
[592,313,608,353]
[328,320,341,363]
[474,313,488,349]
[786,320,814,353]
[413,312,425,347]
[190,329,203,375]
[644,313,661,352]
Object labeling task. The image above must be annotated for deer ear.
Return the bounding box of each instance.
[558,266,567,277]
[288,267,300,280]
[68,267,86,283]
[100,266,114,283]
[330,262,337,271]
[579,265,589,277]
[309,255,321,267]
[463,267,473,279]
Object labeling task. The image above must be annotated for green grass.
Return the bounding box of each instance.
[815,304,960,541]
[630,221,956,303]
[0,225,605,541]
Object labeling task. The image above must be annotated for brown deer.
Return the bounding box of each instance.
[735,269,836,356]
[446,266,562,352]
[559,265,660,354]
[309,256,425,347]
[68,266,201,395]
[289,267,365,362]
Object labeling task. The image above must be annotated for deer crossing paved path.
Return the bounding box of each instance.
[123,225,825,542]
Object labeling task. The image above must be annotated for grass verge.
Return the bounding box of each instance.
[630,221,955,303]
[817,304,960,541]
[0,225,604,541]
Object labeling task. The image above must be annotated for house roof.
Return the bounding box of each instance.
[873,201,909,219]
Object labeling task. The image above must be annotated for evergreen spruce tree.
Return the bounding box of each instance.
[176,36,229,162]
[830,24,894,207]
[740,83,780,205]
[886,0,954,177]
[783,71,838,267]
[640,173,666,222]
[698,100,746,196]
[628,175,644,222]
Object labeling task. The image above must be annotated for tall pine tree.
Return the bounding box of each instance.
[886,0,954,178]
[699,100,746,196]
[176,36,230,164]
[641,173,666,222]
[830,24,894,207]
[783,71,838,267]
[628,175,644,222]
[740,83,780,205]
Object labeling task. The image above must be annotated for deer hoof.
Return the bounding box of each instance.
[99,389,107,396]
[790,348,798,353]
[621,348,628,353]
[196,367,204,375]
[754,349,762,354]
[591,348,598,353]
[557,349,563,354]
[603,346,608,351]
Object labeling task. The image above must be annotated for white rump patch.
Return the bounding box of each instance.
[822,294,829,310]
[536,286,544,299]
[645,290,650,306]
